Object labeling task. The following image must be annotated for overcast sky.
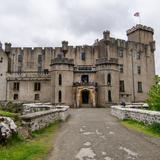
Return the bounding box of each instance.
[0,0,159,74]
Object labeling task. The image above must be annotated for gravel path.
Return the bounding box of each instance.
[46,108,160,160]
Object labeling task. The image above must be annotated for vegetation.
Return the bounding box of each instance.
[146,75,160,111]
[0,109,17,118]
[0,102,23,113]
[122,119,160,138]
[0,121,60,160]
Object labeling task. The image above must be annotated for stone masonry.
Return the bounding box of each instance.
[111,105,160,124]
[0,24,156,107]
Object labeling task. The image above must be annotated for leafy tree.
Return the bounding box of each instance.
[146,75,160,111]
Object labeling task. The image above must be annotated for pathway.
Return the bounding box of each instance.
[46,108,160,160]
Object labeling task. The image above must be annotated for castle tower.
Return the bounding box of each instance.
[127,24,154,44]
[96,32,119,107]
[50,41,74,106]
[127,24,155,102]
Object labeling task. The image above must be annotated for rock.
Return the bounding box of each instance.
[17,127,31,139]
[0,116,17,143]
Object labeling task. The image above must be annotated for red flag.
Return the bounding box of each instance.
[134,12,140,17]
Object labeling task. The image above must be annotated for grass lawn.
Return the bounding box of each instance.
[121,119,160,138]
[0,121,60,160]
[0,110,17,118]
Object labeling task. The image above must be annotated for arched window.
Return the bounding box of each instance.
[108,90,112,102]
[59,74,62,85]
[58,90,62,103]
[107,73,111,85]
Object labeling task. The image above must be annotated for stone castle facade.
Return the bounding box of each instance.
[0,24,156,107]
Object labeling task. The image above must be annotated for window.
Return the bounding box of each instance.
[18,54,23,63]
[80,52,86,61]
[108,90,112,102]
[18,66,22,74]
[13,82,19,91]
[119,64,123,73]
[34,82,41,91]
[44,69,49,74]
[38,66,42,73]
[138,82,143,93]
[119,80,125,92]
[35,94,40,100]
[13,94,18,100]
[136,52,141,60]
[0,57,3,63]
[59,74,62,85]
[118,48,123,57]
[107,73,111,85]
[38,55,42,64]
[81,75,89,83]
[58,90,62,103]
[137,66,141,75]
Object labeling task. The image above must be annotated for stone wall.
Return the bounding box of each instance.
[111,106,160,124]
[21,106,70,131]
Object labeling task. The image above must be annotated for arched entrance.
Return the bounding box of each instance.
[76,87,96,107]
[82,89,89,104]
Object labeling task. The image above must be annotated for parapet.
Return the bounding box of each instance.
[127,24,154,35]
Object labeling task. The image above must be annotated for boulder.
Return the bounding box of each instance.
[0,116,17,143]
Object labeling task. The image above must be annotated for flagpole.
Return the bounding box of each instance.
[139,14,141,24]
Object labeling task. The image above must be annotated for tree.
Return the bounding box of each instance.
[146,75,160,111]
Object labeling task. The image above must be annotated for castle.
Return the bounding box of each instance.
[0,24,156,107]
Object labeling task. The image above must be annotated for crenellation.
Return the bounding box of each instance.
[127,24,154,35]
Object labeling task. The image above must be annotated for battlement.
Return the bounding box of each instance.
[127,24,154,44]
[51,57,74,66]
[127,24,154,35]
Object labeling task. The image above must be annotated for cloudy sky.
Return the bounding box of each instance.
[0,0,160,74]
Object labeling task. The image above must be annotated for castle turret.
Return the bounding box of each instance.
[103,30,110,41]
[127,24,154,44]
[50,41,74,106]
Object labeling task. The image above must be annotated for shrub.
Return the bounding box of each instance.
[3,102,23,114]
[146,75,160,111]
[149,122,160,134]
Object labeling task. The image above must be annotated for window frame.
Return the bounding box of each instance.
[137,66,141,75]
[118,48,123,57]
[35,94,40,100]
[107,73,111,85]
[59,74,62,86]
[34,82,41,91]
[119,64,124,73]
[119,80,125,92]
[108,90,112,102]
[13,94,18,100]
[13,82,20,91]
[138,81,143,93]
[58,90,62,103]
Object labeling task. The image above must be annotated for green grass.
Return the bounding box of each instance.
[0,121,60,160]
[121,119,160,138]
[0,110,17,118]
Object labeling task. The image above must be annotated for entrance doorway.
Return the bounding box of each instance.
[82,90,89,104]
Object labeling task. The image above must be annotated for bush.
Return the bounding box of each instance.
[149,122,160,134]
[146,75,160,111]
[2,102,23,114]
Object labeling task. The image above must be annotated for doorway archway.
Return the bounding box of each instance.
[81,89,89,104]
